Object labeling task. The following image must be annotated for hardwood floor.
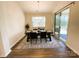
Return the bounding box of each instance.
[7,48,79,58]
[7,36,79,58]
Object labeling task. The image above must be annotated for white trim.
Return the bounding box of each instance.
[10,34,25,48]
[66,43,79,56]
[4,49,11,57]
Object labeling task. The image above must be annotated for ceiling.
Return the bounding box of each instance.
[18,1,72,13]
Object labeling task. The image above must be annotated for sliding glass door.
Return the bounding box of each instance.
[54,8,70,42]
[59,9,70,42]
[54,13,61,39]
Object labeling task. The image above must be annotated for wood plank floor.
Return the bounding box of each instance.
[7,36,79,58]
[7,48,79,58]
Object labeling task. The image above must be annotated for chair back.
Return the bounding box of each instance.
[40,31,47,38]
[30,32,38,39]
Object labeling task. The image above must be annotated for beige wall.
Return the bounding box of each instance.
[25,12,53,31]
[5,2,25,48]
[66,2,79,55]
[0,2,25,57]
[0,33,5,57]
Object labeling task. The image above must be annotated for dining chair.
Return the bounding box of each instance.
[29,32,38,44]
[39,31,47,42]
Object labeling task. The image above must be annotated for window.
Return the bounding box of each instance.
[32,16,45,27]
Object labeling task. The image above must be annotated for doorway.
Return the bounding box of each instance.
[54,8,70,42]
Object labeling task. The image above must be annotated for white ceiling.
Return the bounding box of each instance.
[18,1,72,13]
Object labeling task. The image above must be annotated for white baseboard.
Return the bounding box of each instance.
[5,49,11,57]
[11,34,25,48]
[66,43,79,56]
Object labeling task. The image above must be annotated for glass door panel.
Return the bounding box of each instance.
[60,9,70,42]
[54,13,61,39]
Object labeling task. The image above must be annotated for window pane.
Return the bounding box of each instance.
[32,16,45,27]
